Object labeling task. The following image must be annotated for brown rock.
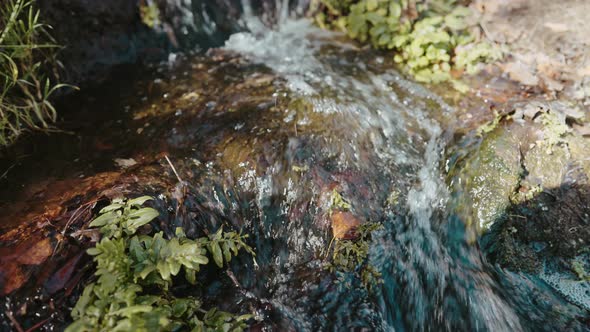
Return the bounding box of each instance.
[16,238,53,265]
[0,238,53,295]
[0,262,26,296]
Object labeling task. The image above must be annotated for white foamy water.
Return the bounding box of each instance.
[225,17,328,94]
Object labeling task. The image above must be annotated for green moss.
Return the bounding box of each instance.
[139,2,161,28]
[326,222,383,291]
[572,260,590,282]
[67,196,254,332]
[315,0,502,85]
[386,188,400,206]
[329,189,352,212]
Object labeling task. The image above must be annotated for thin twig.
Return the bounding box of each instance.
[507,214,526,220]
[226,269,243,290]
[226,269,268,303]
[24,316,52,332]
[53,199,98,259]
[61,200,98,236]
[5,310,24,332]
[323,236,337,260]
[164,155,184,183]
[0,162,17,180]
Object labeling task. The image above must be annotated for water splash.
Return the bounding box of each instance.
[225,10,328,94]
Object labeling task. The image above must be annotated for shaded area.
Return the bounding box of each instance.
[482,182,590,313]
[37,0,310,87]
[484,183,590,272]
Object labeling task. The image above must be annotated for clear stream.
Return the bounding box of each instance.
[1,1,589,331]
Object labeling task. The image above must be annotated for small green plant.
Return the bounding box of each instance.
[67,196,254,332]
[323,190,383,290]
[315,0,502,86]
[476,111,504,136]
[326,223,383,291]
[329,189,352,212]
[139,1,161,28]
[510,184,543,204]
[0,0,69,146]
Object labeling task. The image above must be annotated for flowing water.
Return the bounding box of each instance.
[1,1,589,331]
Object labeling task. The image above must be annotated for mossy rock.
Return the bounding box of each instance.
[453,118,522,230]
[454,101,590,232]
[454,101,590,310]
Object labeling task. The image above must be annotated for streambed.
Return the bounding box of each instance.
[0,5,589,332]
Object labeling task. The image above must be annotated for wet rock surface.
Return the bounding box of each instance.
[2,4,590,330]
[0,49,403,330]
[450,100,590,310]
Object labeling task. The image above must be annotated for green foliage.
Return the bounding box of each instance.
[139,1,161,28]
[329,189,352,212]
[315,0,502,85]
[68,196,254,332]
[313,0,357,30]
[318,0,358,15]
[326,223,383,291]
[455,41,503,75]
[0,0,69,147]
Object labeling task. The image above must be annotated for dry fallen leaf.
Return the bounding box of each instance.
[331,211,362,240]
[45,252,84,295]
[0,238,52,295]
